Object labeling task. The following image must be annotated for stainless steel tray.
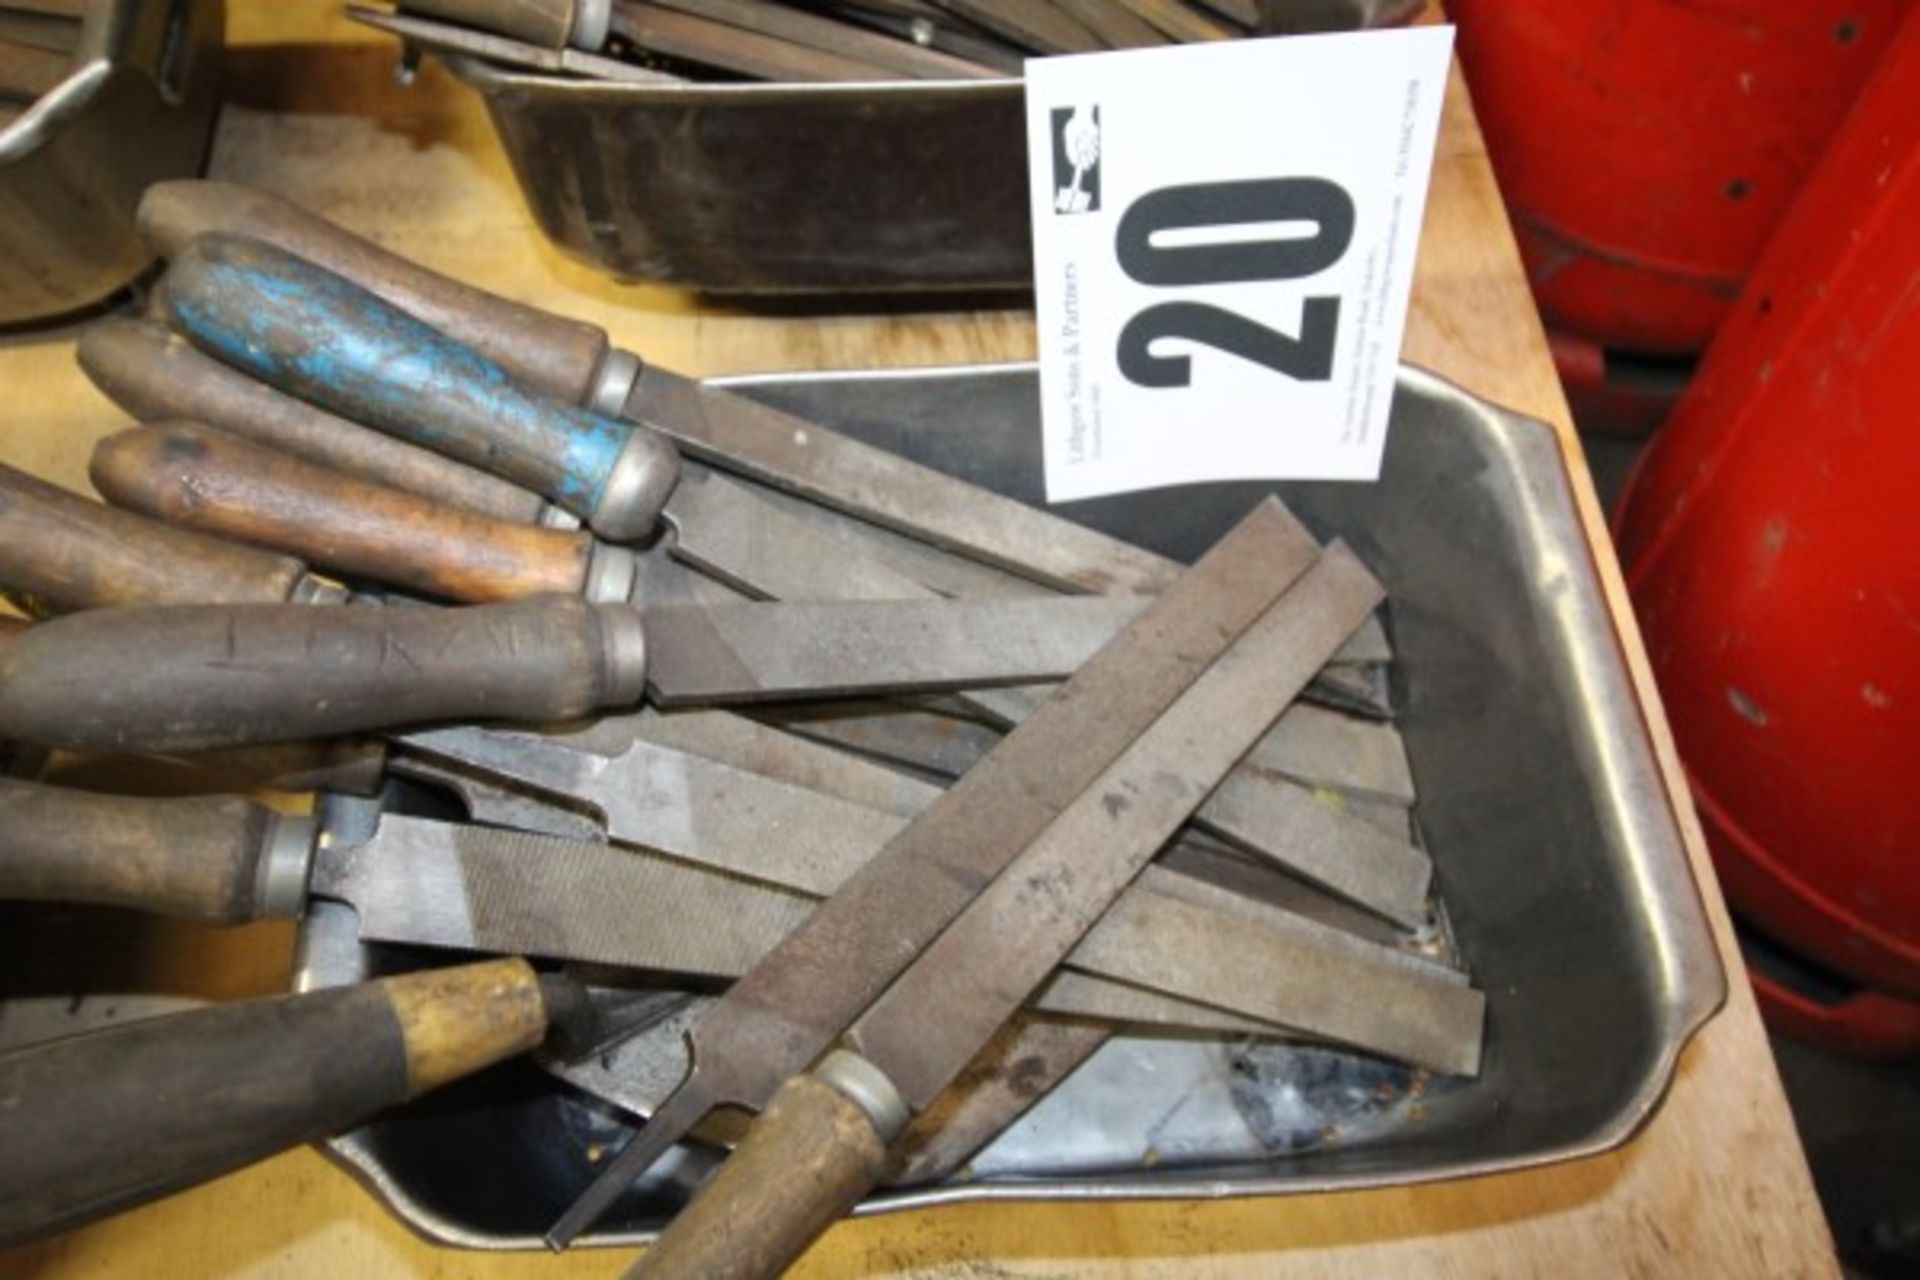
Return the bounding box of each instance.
[0,0,223,325]
[435,7,1413,295]
[294,362,1723,1248]
[448,57,1029,295]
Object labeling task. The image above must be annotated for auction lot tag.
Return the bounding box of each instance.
[1025,27,1454,500]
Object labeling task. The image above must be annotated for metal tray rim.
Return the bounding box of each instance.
[319,360,1725,1249]
[444,50,1019,101]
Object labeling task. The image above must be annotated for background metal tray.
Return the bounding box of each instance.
[436,6,1413,295]
[290,362,1724,1248]
[0,0,223,325]
[450,59,1029,295]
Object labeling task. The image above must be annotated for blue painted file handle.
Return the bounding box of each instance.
[157,233,679,541]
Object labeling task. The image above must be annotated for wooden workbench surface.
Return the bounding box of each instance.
[2,6,1836,1276]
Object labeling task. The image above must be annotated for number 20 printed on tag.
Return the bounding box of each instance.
[1025,27,1454,500]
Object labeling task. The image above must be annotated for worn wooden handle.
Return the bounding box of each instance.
[92,423,595,604]
[155,233,678,540]
[137,181,612,405]
[0,958,548,1246]
[38,737,389,799]
[627,1061,894,1279]
[0,596,648,751]
[399,0,604,50]
[0,460,311,614]
[0,777,310,923]
[79,317,550,525]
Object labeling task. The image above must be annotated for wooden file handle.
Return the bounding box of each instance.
[92,423,596,604]
[154,233,679,541]
[137,180,614,407]
[0,460,312,614]
[78,317,550,525]
[0,596,648,751]
[36,737,391,800]
[0,777,311,923]
[626,1055,898,1280]
[0,958,551,1246]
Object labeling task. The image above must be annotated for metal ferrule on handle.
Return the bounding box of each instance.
[622,1051,906,1280]
[155,233,679,541]
[0,778,317,925]
[813,1049,909,1142]
[258,812,321,918]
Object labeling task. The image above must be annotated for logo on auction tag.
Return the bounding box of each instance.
[1025,28,1454,501]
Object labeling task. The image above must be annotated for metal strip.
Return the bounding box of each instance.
[391,723,1457,1045]
[1200,759,1431,926]
[546,500,1322,1244]
[658,469,1416,876]
[318,813,1331,1039]
[761,702,1006,783]
[629,366,1181,595]
[347,5,679,82]
[629,708,943,816]
[889,1017,1110,1186]
[662,468,932,604]
[639,596,1146,705]
[318,816,817,979]
[400,724,906,896]
[849,541,1391,1108]
[701,468,1393,666]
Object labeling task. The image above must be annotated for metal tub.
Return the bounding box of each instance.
[435,4,1415,295]
[448,58,1029,295]
[0,0,223,325]
[295,362,1724,1247]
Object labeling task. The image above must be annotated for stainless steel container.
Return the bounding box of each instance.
[0,0,223,326]
[450,58,1029,295]
[295,363,1724,1247]
[435,6,1417,294]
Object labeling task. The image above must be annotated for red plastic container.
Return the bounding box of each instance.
[1615,10,1920,1055]
[1452,0,1905,356]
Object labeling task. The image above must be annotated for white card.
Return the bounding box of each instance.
[1025,28,1454,501]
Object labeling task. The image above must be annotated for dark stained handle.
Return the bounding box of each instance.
[399,0,604,49]
[0,958,549,1246]
[0,460,310,614]
[79,317,550,525]
[625,1061,894,1279]
[92,423,595,604]
[137,181,612,405]
[0,777,310,923]
[155,234,679,541]
[38,737,389,799]
[0,597,648,751]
